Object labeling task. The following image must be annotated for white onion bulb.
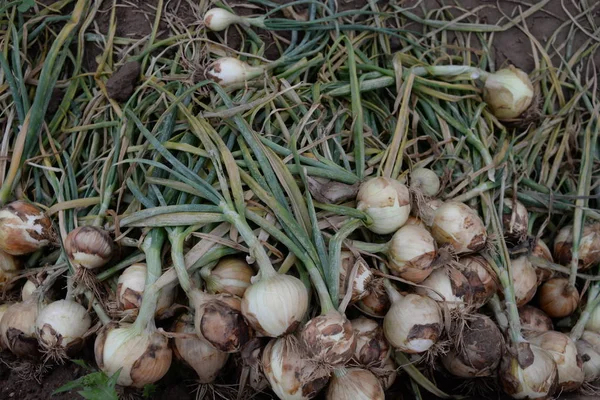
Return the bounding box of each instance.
[356,177,411,235]
[0,250,20,291]
[326,368,384,400]
[482,66,534,120]
[554,223,600,270]
[0,298,41,358]
[576,336,600,382]
[415,266,472,310]
[203,8,244,31]
[499,343,558,399]
[410,168,440,197]
[388,225,436,283]
[502,198,529,245]
[116,263,175,316]
[300,311,356,367]
[456,255,497,306]
[205,57,265,86]
[64,226,113,269]
[511,256,537,307]
[339,251,373,303]
[36,299,91,353]
[431,201,487,253]
[351,317,390,367]
[203,257,254,297]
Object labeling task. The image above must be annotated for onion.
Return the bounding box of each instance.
[554,223,600,270]
[205,57,265,86]
[357,278,390,317]
[502,198,529,245]
[456,255,497,306]
[300,311,356,367]
[356,177,411,235]
[431,201,487,254]
[388,225,436,283]
[64,226,113,270]
[203,8,245,31]
[338,251,373,303]
[519,305,553,334]
[262,336,329,400]
[383,293,442,353]
[190,290,251,353]
[202,257,254,297]
[410,168,440,197]
[575,337,600,382]
[442,314,503,378]
[242,273,308,337]
[0,249,20,290]
[404,216,426,229]
[326,368,384,400]
[36,299,91,356]
[374,354,397,390]
[116,263,175,317]
[482,66,534,120]
[351,317,390,367]
[532,239,554,283]
[585,303,600,334]
[94,323,172,388]
[415,266,472,310]
[172,313,228,383]
[529,331,584,392]
[0,200,54,255]
[0,303,11,349]
[0,298,41,358]
[21,280,37,301]
[538,278,579,318]
[499,343,558,399]
[511,256,538,307]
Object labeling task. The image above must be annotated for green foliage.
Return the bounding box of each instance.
[142,384,157,398]
[53,360,120,400]
[17,0,35,12]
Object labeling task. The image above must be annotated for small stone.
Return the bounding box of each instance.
[106,61,141,102]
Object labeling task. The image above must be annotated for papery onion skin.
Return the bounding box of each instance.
[532,239,554,283]
[502,198,529,245]
[205,57,264,86]
[520,306,553,335]
[431,201,487,254]
[36,299,91,352]
[374,354,397,390]
[94,324,172,388]
[117,264,175,317]
[356,177,411,235]
[483,66,534,120]
[357,278,390,317]
[300,311,356,367]
[554,224,600,270]
[351,317,390,367]
[172,313,228,383]
[0,201,54,255]
[0,250,20,291]
[456,254,497,306]
[64,226,113,269]
[0,303,13,349]
[0,299,41,359]
[326,368,384,400]
[585,304,600,334]
[242,273,308,337]
[511,256,538,307]
[575,338,600,382]
[338,252,373,303]
[388,225,436,283]
[203,8,242,31]
[204,257,254,298]
[538,278,579,318]
[415,266,472,310]
[410,168,440,197]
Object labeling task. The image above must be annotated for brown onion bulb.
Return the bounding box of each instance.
[116,263,175,317]
[415,266,472,310]
[351,317,390,367]
[520,305,553,334]
[511,256,538,307]
[502,198,529,245]
[554,223,600,270]
[529,331,584,392]
[94,323,172,388]
[300,311,356,367]
[262,336,329,400]
[538,278,579,318]
[499,343,558,399]
[339,252,373,303]
[190,290,251,353]
[0,201,54,255]
[431,201,487,254]
[442,314,503,378]
[456,255,497,306]
[326,368,384,400]
[0,250,21,291]
[0,298,41,358]
[64,226,113,269]
[575,337,600,382]
[202,257,254,297]
[532,239,554,283]
[357,278,390,317]
[388,225,436,283]
[172,313,228,383]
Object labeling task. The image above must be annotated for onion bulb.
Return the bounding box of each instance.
[339,252,373,303]
[499,343,558,399]
[415,266,472,310]
[357,278,390,317]
[554,223,600,270]
[374,354,397,390]
[172,313,228,383]
[0,200,54,255]
[410,168,440,197]
[383,293,442,353]
[511,256,538,307]
[404,216,426,229]
[575,337,600,382]
[538,278,579,318]
[65,226,113,270]
[502,198,529,245]
[529,331,584,392]
[0,303,12,349]
[262,336,329,400]
[0,249,20,290]
[205,57,265,86]
[326,368,384,400]
[203,8,245,31]
[0,298,41,358]
[242,273,308,337]
[442,314,503,378]
[388,225,436,283]
[482,66,534,120]
[36,299,91,355]
[21,280,37,301]
[300,311,356,367]
[532,239,554,283]
[431,201,487,254]
[202,257,254,297]
[351,317,390,366]
[95,323,172,388]
[456,255,497,306]
[585,304,600,334]
[356,177,411,235]
[520,306,553,334]
[116,264,175,317]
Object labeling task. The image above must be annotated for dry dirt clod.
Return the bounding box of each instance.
[106,61,142,102]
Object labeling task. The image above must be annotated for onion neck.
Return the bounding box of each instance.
[571,282,600,341]
[382,277,403,304]
[333,368,348,378]
[133,229,166,334]
[168,228,195,298]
